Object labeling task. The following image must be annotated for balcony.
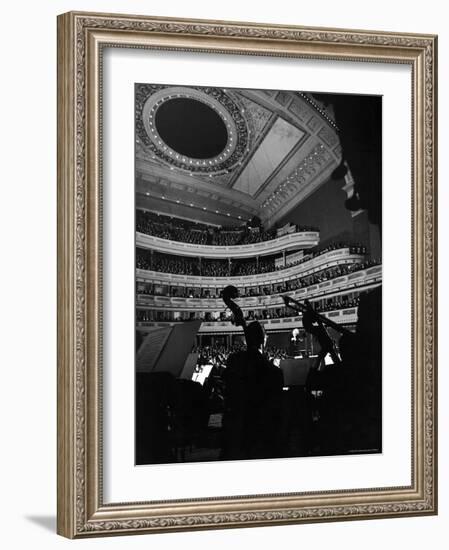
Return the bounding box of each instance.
[136,247,371,288]
[136,264,381,312]
[136,229,320,259]
[136,308,359,334]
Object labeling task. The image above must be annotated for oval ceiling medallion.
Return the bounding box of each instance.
[136,85,249,174]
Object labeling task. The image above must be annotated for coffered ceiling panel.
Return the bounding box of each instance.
[232,117,305,196]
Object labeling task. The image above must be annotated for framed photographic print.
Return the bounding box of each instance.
[57,11,438,538]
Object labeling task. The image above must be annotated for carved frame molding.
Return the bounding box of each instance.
[57,11,437,538]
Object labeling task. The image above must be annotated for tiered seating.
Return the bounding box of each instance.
[136,209,318,246]
[136,293,363,324]
[136,259,380,298]
[135,211,378,328]
[136,245,372,278]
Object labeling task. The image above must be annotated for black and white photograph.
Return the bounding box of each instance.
[135,83,382,465]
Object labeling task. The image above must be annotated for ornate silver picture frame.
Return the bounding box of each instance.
[57,11,437,538]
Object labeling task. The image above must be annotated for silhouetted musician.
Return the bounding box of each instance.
[221,321,284,460]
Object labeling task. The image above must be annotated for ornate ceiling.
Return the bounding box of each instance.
[135,84,342,227]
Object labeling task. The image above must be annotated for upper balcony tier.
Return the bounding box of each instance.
[136,247,367,288]
[136,230,320,259]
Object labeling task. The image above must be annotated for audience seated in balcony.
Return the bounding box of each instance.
[136,240,371,279]
[279,242,367,270]
[136,209,317,247]
[136,293,363,325]
[136,248,380,296]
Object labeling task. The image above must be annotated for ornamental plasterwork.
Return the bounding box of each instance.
[234,94,273,141]
[262,143,335,212]
[136,84,250,175]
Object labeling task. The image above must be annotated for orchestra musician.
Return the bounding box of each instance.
[220,287,284,460]
[293,93,382,454]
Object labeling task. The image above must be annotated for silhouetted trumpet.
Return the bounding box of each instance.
[282,295,354,337]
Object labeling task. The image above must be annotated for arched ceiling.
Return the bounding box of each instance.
[135,84,342,227]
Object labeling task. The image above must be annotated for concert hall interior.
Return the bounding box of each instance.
[135,84,382,465]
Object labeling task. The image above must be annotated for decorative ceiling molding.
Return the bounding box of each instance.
[233,117,306,196]
[135,159,258,210]
[135,86,343,225]
[226,93,275,187]
[252,131,311,200]
[261,143,339,225]
[136,84,249,174]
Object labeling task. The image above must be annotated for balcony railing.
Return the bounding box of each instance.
[136,308,359,333]
[136,264,381,312]
[136,248,372,288]
[136,230,320,259]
